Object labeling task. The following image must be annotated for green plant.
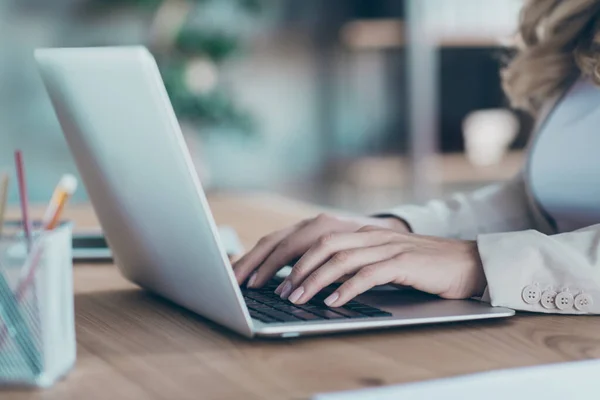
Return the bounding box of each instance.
[83,0,264,133]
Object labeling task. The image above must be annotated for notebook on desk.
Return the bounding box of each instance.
[71,226,244,262]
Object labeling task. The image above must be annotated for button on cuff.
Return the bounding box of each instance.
[522,285,541,305]
[574,293,593,312]
[540,290,557,309]
[555,291,574,310]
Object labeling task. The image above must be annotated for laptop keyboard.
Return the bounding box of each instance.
[242,280,392,324]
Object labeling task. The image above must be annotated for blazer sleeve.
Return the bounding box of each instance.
[380,174,541,240]
[477,225,600,314]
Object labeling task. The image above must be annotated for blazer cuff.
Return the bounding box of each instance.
[375,205,449,237]
[477,230,592,314]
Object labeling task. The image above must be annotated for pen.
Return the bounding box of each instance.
[0,172,8,237]
[14,151,32,248]
[42,174,78,230]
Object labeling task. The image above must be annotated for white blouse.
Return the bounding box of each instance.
[529,78,600,233]
[385,77,600,314]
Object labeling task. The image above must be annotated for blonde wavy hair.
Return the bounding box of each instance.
[502,0,600,113]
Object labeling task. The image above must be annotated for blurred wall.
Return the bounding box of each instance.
[0,2,148,204]
[0,2,322,203]
[198,32,320,189]
[0,0,525,206]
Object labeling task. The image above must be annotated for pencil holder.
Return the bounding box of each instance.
[0,223,76,388]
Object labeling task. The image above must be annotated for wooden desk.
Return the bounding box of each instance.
[4,193,600,400]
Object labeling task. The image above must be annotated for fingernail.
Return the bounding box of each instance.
[247,272,258,288]
[275,281,285,295]
[288,287,304,304]
[280,281,293,299]
[324,292,339,307]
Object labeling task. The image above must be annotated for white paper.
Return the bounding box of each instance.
[314,360,600,400]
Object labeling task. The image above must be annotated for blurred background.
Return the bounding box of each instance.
[0,0,530,214]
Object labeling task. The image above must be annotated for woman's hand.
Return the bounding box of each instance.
[279,226,487,306]
[232,213,409,289]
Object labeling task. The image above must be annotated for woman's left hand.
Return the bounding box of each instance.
[279,226,488,307]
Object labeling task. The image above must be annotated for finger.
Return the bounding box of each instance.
[280,230,397,298]
[232,226,296,285]
[357,225,385,233]
[335,274,354,283]
[250,218,340,288]
[228,254,242,264]
[323,260,402,307]
[288,244,402,304]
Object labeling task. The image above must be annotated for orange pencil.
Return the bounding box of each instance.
[42,174,78,230]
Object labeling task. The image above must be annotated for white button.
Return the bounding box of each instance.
[522,285,541,304]
[540,290,558,309]
[555,291,574,310]
[574,293,593,311]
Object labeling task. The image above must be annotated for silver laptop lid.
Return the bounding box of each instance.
[35,46,253,337]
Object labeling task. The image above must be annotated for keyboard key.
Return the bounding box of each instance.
[291,311,322,321]
[255,293,277,299]
[288,307,314,315]
[365,311,392,318]
[346,304,379,313]
[262,310,302,323]
[271,304,300,313]
[331,307,368,318]
[249,303,273,311]
[353,304,378,310]
[250,294,274,302]
[262,289,280,295]
[299,303,328,310]
[243,296,261,303]
[321,310,347,319]
[249,310,277,323]
[303,308,345,319]
[354,309,380,316]
[344,303,368,310]
[296,304,320,313]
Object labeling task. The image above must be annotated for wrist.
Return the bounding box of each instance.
[470,241,487,297]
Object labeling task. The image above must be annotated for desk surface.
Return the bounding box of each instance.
[4,193,600,400]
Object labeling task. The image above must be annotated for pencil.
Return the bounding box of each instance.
[14,150,32,247]
[14,174,78,304]
[42,174,78,230]
[0,172,8,237]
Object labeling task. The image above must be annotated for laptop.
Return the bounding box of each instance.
[34,46,514,338]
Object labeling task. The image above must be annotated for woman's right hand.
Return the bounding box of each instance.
[232,213,410,293]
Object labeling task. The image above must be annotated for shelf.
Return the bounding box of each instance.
[340,19,511,50]
[335,151,525,188]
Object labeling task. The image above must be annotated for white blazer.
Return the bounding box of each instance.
[387,83,600,315]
